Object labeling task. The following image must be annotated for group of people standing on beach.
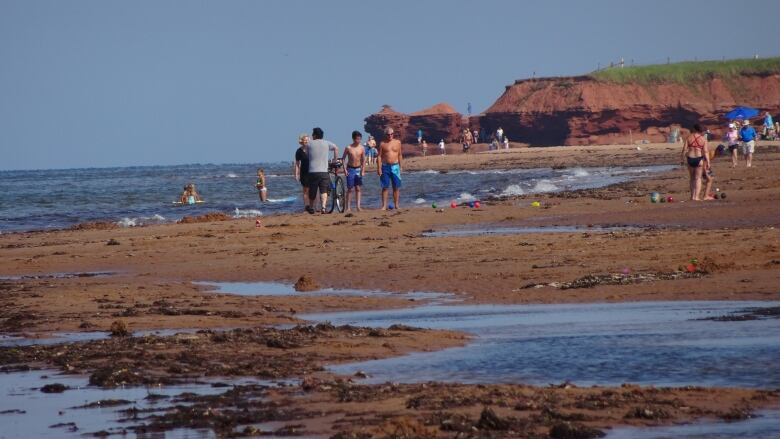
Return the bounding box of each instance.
[294,127,403,213]
[681,114,771,201]
[416,127,510,156]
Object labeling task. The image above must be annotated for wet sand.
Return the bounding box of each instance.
[2,141,780,436]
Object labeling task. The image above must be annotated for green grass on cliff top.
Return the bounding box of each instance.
[589,57,780,84]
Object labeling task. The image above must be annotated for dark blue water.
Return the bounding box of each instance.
[0,163,673,232]
[303,301,780,388]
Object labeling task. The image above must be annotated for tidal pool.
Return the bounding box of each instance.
[303,301,780,388]
[200,280,455,303]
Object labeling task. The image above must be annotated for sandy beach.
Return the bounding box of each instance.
[2,141,780,437]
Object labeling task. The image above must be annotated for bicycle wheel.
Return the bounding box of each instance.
[334,176,346,213]
[327,174,336,213]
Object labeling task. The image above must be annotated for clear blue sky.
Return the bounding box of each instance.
[2,0,778,170]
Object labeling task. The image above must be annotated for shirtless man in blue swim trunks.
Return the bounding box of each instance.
[341,130,365,212]
[377,127,403,210]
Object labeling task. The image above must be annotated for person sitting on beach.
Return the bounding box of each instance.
[377,127,403,210]
[255,168,268,202]
[763,112,774,139]
[739,120,757,168]
[680,124,710,201]
[341,130,365,212]
[294,133,311,211]
[724,123,739,168]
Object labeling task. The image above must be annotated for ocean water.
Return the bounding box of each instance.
[0,163,674,232]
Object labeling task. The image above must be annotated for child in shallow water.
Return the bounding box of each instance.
[255,168,268,202]
[180,183,203,204]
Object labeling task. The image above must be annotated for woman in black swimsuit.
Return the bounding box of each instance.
[680,124,710,201]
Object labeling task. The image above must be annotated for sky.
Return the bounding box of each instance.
[1,0,778,170]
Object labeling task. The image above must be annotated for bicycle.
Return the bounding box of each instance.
[327,159,346,213]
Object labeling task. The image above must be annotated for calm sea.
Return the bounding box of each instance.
[0,163,673,232]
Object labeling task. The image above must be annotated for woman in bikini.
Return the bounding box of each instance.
[680,124,710,201]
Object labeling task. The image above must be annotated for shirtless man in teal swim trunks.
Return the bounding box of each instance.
[377,127,403,210]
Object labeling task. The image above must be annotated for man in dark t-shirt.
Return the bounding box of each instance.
[294,133,310,211]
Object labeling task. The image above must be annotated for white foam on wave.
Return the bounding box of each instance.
[226,173,238,178]
[233,208,263,218]
[500,184,525,197]
[531,180,559,193]
[413,198,426,204]
[267,196,296,203]
[571,168,590,177]
[455,192,476,203]
[116,214,166,228]
[117,218,137,227]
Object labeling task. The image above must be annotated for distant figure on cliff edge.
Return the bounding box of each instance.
[306,127,339,214]
[377,127,403,210]
[439,139,446,155]
[341,130,365,212]
[680,124,710,201]
[739,119,757,168]
[294,133,310,212]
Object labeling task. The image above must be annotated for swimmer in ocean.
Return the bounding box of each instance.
[180,183,203,205]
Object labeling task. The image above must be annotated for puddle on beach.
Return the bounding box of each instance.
[422,225,638,238]
[304,301,780,388]
[0,369,291,438]
[200,281,455,303]
[0,328,200,347]
[605,410,780,439]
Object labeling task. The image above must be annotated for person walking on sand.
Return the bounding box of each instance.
[417,128,423,146]
[377,127,403,210]
[341,130,365,212]
[724,123,740,168]
[306,127,339,214]
[294,134,311,211]
[439,139,446,155]
[739,119,757,168]
[421,140,428,156]
[680,124,710,201]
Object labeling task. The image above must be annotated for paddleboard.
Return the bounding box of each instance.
[172,200,205,206]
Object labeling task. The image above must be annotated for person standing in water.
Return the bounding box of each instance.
[294,133,310,211]
[680,124,710,201]
[255,168,268,202]
[341,130,365,212]
[377,127,403,210]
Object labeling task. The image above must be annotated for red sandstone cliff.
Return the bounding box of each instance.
[365,73,780,147]
[364,103,465,144]
[479,74,780,145]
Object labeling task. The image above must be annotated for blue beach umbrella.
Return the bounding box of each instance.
[724,106,759,120]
